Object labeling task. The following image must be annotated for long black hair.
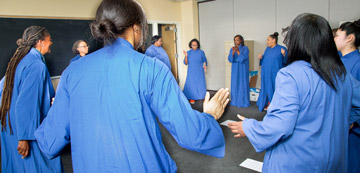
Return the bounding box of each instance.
[339,19,360,47]
[284,13,346,91]
[90,0,148,51]
[1,26,49,133]
[269,32,279,44]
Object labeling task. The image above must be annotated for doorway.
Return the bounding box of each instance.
[158,24,178,81]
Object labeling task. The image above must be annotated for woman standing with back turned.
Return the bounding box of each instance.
[228,13,360,172]
[34,0,229,172]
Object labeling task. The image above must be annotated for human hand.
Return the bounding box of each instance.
[203,63,207,72]
[228,114,246,137]
[17,140,29,159]
[183,50,188,57]
[281,48,285,56]
[203,88,230,120]
[350,123,354,129]
[51,97,54,105]
[258,54,263,59]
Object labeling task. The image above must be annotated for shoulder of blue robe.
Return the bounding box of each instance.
[348,73,360,126]
[140,56,225,157]
[243,62,301,152]
[34,69,71,159]
[145,45,156,58]
[70,55,81,64]
[200,49,208,65]
[15,61,49,140]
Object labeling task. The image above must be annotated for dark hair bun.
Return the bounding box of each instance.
[16,39,25,46]
[354,19,360,28]
[91,19,118,45]
[274,32,279,37]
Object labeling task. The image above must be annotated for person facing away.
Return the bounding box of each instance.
[69,40,89,64]
[0,26,62,172]
[227,34,250,108]
[183,38,208,104]
[256,32,287,111]
[34,0,230,172]
[228,13,360,172]
[145,35,172,70]
[334,19,360,173]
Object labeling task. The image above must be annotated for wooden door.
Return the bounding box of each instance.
[161,24,178,80]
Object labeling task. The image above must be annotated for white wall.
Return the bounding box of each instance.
[199,0,360,90]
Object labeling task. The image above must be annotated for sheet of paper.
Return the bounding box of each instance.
[220,120,236,126]
[239,158,263,172]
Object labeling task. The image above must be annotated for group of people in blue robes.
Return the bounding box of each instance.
[0,0,230,172]
[334,19,360,173]
[227,13,360,172]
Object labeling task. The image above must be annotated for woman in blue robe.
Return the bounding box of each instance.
[257,32,287,111]
[228,34,250,107]
[183,38,208,104]
[34,1,229,172]
[0,26,62,172]
[228,13,360,172]
[70,40,89,64]
[334,19,360,173]
[145,35,172,70]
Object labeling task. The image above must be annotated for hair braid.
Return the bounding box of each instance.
[0,26,48,133]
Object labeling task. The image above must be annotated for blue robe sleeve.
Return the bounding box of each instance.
[14,62,48,140]
[242,70,299,152]
[145,47,156,58]
[259,48,269,66]
[228,48,234,63]
[228,47,249,63]
[142,59,225,157]
[202,50,208,66]
[282,47,288,67]
[349,74,360,127]
[34,75,71,159]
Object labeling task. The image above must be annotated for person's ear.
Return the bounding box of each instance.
[346,33,355,44]
[133,25,139,33]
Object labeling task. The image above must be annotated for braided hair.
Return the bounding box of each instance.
[0,26,49,133]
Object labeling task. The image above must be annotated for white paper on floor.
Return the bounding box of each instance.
[220,120,236,126]
[239,158,263,172]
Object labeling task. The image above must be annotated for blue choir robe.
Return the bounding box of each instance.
[340,50,360,173]
[227,45,250,107]
[70,54,81,64]
[183,49,208,100]
[243,60,360,172]
[0,48,62,172]
[257,45,287,111]
[34,38,225,172]
[145,45,172,70]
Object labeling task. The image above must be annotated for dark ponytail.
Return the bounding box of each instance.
[270,32,279,44]
[0,26,49,133]
[90,0,148,51]
[339,19,360,47]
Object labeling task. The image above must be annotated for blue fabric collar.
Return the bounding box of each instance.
[342,50,359,59]
[113,37,134,49]
[31,48,46,63]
